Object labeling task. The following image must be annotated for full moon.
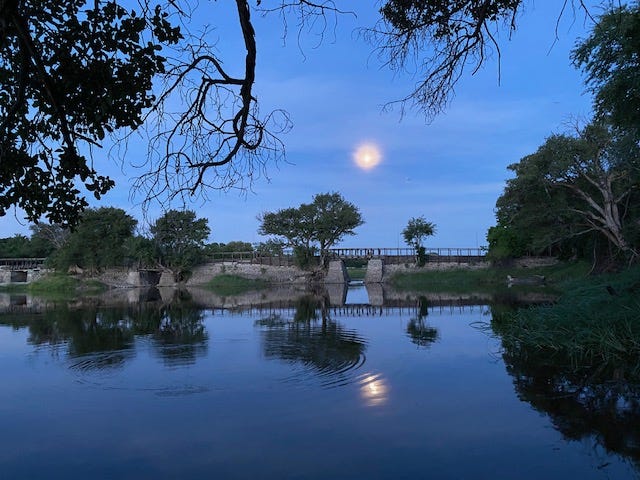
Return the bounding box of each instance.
[353,143,382,170]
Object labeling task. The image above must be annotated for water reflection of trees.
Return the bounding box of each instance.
[256,295,368,388]
[0,289,207,369]
[405,296,439,348]
[499,335,640,471]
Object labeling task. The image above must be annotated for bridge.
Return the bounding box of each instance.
[0,258,47,284]
[327,247,485,263]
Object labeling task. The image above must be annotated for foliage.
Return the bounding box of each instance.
[573,4,640,134]
[0,233,54,258]
[259,192,363,267]
[0,0,181,225]
[374,0,525,118]
[488,123,640,264]
[206,241,254,256]
[29,223,69,251]
[402,216,436,248]
[389,261,591,294]
[150,209,210,280]
[50,207,137,271]
[402,216,436,265]
[28,274,82,295]
[123,235,156,269]
[485,225,529,261]
[492,265,640,381]
[255,239,286,256]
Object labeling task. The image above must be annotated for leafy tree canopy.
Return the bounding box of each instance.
[0,0,182,225]
[402,216,436,250]
[259,192,363,265]
[50,207,137,271]
[573,3,640,133]
[150,209,210,279]
[489,123,640,264]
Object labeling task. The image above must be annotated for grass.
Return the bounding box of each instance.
[0,273,108,298]
[389,261,591,294]
[492,265,640,381]
[204,274,268,296]
[346,267,367,281]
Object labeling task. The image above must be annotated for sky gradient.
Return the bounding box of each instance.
[0,2,600,248]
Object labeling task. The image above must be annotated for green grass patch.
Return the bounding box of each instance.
[204,274,268,296]
[389,261,591,294]
[0,274,109,298]
[347,267,367,281]
[492,265,640,381]
[28,274,81,296]
[0,283,29,293]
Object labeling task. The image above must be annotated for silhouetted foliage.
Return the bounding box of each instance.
[259,192,363,267]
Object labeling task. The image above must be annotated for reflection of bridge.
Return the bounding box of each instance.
[210,299,487,319]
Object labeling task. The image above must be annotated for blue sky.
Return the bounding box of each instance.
[1,1,600,248]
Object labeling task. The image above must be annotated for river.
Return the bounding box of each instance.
[0,286,637,479]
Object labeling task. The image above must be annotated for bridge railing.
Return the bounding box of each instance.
[204,248,486,265]
[206,251,297,266]
[0,258,47,269]
[327,247,486,263]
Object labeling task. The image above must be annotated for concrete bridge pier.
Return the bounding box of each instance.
[0,268,46,285]
[364,259,384,283]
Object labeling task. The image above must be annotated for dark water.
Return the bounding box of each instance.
[0,287,638,479]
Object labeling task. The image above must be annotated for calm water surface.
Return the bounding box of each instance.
[0,287,637,479]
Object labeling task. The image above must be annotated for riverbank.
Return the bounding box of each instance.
[388,260,588,294]
[491,265,640,379]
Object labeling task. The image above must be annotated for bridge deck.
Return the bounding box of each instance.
[0,258,46,270]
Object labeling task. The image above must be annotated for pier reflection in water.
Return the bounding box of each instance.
[0,287,638,479]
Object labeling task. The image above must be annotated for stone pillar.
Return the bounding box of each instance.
[365,259,384,283]
[325,260,349,284]
[158,271,176,287]
[0,270,11,284]
[127,271,141,286]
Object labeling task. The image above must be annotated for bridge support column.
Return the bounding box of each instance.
[365,259,384,283]
[325,260,349,284]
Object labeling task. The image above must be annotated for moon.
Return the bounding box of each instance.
[353,143,382,170]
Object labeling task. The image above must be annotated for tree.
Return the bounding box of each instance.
[259,192,364,267]
[51,207,137,271]
[29,223,69,251]
[150,209,210,281]
[402,216,437,250]
[1,0,599,226]
[490,123,640,264]
[0,0,181,225]
[402,216,436,266]
[371,0,594,119]
[255,239,286,256]
[572,4,640,133]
